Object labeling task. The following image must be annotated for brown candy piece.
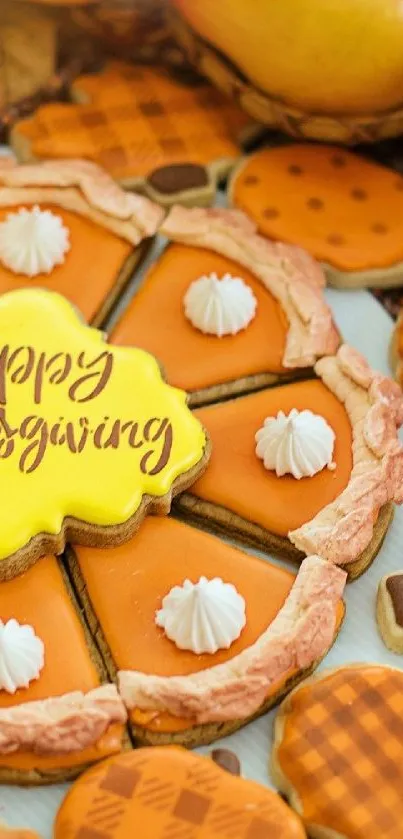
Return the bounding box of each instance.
[377,572,403,652]
[211,748,241,776]
[148,163,209,195]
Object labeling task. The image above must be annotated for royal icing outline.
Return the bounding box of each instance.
[118,556,345,724]
[289,345,403,565]
[0,684,126,755]
[160,205,340,369]
[0,288,209,573]
[0,158,164,246]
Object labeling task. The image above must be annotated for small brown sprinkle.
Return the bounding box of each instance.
[327,233,345,246]
[396,180,403,191]
[262,207,279,219]
[243,174,259,186]
[307,197,324,210]
[211,749,241,776]
[330,154,346,168]
[351,188,367,201]
[372,223,388,234]
[288,164,303,176]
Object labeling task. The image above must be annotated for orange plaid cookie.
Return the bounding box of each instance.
[55,747,306,838]
[272,665,403,838]
[12,61,255,204]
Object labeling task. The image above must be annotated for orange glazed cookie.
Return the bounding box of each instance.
[55,747,307,838]
[0,288,209,580]
[11,61,257,206]
[176,345,403,579]
[272,665,403,839]
[0,555,127,785]
[68,516,345,747]
[231,144,403,289]
[0,157,162,326]
[110,206,339,405]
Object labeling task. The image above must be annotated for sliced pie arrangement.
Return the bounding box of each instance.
[0,118,402,839]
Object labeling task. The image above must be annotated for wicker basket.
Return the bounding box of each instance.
[170,8,403,145]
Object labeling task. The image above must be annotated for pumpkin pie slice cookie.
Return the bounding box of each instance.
[177,345,403,579]
[0,554,127,785]
[55,747,307,839]
[111,206,339,406]
[0,157,163,326]
[67,516,345,748]
[11,61,257,206]
[272,665,403,839]
[231,144,403,289]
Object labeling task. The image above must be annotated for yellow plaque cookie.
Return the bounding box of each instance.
[0,288,209,579]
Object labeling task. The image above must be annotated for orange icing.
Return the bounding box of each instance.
[15,62,250,182]
[111,243,288,391]
[277,666,403,838]
[193,379,353,536]
[75,517,296,677]
[74,517,301,732]
[232,144,403,271]
[55,748,306,839]
[0,204,132,322]
[0,555,124,769]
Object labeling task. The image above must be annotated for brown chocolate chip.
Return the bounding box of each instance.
[386,575,403,626]
[288,164,303,176]
[211,749,241,776]
[148,163,208,195]
[372,222,388,234]
[307,197,324,210]
[262,207,279,219]
[243,174,259,186]
[327,233,345,246]
[330,154,346,168]
[351,188,367,201]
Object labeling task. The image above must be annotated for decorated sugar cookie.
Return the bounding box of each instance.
[176,345,403,579]
[272,665,403,839]
[0,157,163,325]
[11,61,257,207]
[0,555,126,785]
[231,144,403,289]
[377,572,403,653]
[68,517,345,747]
[111,206,339,406]
[0,288,209,579]
[55,747,307,838]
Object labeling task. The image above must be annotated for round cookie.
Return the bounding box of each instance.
[230,144,403,288]
[55,747,307,838]
[272,665,403,838]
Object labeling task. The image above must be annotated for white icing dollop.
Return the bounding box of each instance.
[184,272,257,336]
[0,618,44,694]
[255,408,336,479]
[0,205,70,277]
[155,576,246,655]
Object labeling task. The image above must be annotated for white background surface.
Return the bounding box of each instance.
[0,267,402,834]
